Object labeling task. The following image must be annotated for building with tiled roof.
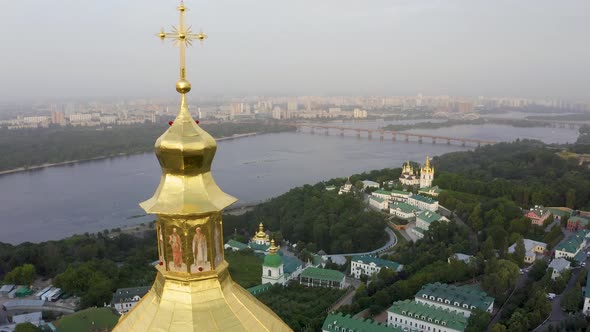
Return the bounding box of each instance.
[387,299,468,332]
[369,195,388,210]
[413,210,448,239]
[361,180,380,190]
[567,216,590,232]
[323,312,402,332]
[548,258,571,280]
[350,255,404,279]
[372,189,392,201]
[262,240,286,285]
[247,283,272,295]
[547,207,573,220]
[414,283,494,317]
[407,194,439,212]
[555,230,588,259]
[299,267,345,289]
[111,286,151,314]
[399,161,420,186]
[390,202,418,220]
[508,239,546,264]
[339,177,353,195]
[524,206,551,226]
[390,189,411,202]
[224,239,249,251]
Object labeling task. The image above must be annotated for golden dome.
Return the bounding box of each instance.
[139,95,237,215]
[268,239,279,254]
[254,223,267,239]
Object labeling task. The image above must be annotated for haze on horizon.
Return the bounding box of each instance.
[1,0,589,101]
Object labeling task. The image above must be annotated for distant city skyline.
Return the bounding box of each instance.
[1,0,589,101]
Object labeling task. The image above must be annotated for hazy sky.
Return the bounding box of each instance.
[1,0,589,101]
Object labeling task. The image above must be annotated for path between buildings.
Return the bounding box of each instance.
[323,227,397,263]
[535,255,590,331]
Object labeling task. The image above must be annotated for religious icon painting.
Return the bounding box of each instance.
[168,226,187,273]
[190,226,211,273]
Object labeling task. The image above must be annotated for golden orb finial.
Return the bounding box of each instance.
[176,79,191,94]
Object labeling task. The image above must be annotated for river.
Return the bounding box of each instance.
[0,120,579,244]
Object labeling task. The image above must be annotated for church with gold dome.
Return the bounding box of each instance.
[111,2,292,331]
[398,156,435,189]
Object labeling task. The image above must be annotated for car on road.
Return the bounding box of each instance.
[547,293,556,300]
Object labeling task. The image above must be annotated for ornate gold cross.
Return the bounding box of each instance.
[157,1,208,93]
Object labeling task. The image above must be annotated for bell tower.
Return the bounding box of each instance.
[112,2,292,331]
[420,156,434,188]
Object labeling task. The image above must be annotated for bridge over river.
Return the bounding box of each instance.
[292,124,497,147]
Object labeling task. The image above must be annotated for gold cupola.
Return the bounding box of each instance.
[421,155,434,174]
[112,2,292,331]
[139,96,237,215]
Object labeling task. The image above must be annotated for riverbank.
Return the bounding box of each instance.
[0,131,260,176]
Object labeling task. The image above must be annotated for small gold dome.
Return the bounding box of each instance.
[176,79,191,94]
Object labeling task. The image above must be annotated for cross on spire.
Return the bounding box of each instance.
[157,1,208,94]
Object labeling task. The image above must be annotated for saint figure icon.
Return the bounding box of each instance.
[192,227,208,268]
[169,227,183,268]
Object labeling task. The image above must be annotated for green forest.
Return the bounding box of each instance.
[0,121,294,172]
[0,229,157,308]
[433,139,590,209]
[256,284,346,331]
[223,183,388,254]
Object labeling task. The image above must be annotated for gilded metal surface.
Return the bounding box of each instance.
[140,94,237,215]
[113,269,292,331]
[112,1,292,330]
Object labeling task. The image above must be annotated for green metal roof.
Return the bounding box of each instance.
[282,255,303,274]
[417,210,445,224]
[300,267,344,282]
[351,255,403,271]
[390,189,411,196]
[388,300,468,331]
[574,251,587,263]
[391,202,417,214]
[226,239,248,250]
[374,189,392,196]
[415,282,494,312]
[247,283,272,295]
[370,196,385,203]
[263,253,283,267]
[249,242,270,252]
[556,231,587,254]
[322,312,402,332]
[409,194,437,204]
[547,207,573,217]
